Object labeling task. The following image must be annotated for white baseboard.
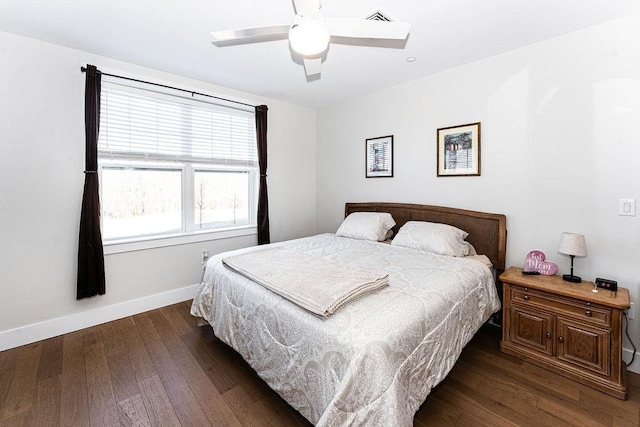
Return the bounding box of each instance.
[0,284,199,352]
[623,348,640,374]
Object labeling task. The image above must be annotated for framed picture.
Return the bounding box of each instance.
[365,135,393,178]
[437,122,481,177]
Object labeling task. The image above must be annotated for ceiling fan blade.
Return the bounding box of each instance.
[327,18,410,40]
[211,24,290,44]
[303,57,322,77]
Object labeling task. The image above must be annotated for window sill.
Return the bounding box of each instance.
[103,226,257,255]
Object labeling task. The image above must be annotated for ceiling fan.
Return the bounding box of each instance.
[211,0,411,78]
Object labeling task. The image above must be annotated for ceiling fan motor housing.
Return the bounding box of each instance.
[289,15,330,56]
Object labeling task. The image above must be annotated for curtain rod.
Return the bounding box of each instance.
[80,66,258,109]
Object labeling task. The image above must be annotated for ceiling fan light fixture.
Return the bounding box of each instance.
[289,16,330,56]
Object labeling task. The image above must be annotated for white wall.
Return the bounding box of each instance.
[317,14,640,368]
[0,31,317,346]
[3,12,639,370]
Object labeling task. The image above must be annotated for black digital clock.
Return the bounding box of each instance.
[595,278,618,291]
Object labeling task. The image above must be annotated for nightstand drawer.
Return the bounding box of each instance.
[511,286,611,327]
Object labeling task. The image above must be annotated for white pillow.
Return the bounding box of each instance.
[391,221,470,257]
[336,212,396,242]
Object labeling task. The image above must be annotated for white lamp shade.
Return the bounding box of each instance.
[289,17,330,56]
[558,232,587,257]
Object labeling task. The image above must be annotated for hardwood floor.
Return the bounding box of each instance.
[1,301,638,426]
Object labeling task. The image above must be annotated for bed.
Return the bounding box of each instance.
[191,202,507,426]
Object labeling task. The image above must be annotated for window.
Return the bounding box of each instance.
[98,84,258,244]
[194,169,251,230]
[101,166,182,240]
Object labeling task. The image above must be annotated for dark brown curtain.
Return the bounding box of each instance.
[77,64,106,299]
[256,105,270,245]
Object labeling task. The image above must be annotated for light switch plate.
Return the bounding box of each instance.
[619,199,636,216]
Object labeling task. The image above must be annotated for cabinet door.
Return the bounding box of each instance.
[509,304,553,355]
[556,317,610,376]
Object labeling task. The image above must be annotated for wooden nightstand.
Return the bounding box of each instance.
[499,266,630,399]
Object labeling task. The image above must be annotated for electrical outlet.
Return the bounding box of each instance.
[627,301,635,321]
[619,199,636,216]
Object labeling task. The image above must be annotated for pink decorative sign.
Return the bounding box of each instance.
[523,250,558,275]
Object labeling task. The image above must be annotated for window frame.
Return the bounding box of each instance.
[191,165,257,233]
[100,161,185,241]
[97,80,259,254]
[99,160,258,254]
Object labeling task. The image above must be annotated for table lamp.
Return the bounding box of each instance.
[558,232,587,283]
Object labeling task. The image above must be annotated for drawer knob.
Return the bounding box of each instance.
[558,336,564,343]
[546,332,551,339]
[585,310,592,317]
[523,295,530,301]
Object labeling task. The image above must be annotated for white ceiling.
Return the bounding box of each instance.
[1,0,639,109]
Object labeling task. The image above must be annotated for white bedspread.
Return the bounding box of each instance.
[222,247,389,318]
[191,234,500,426]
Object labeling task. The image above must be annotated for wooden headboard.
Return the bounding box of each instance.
[345,202,507,272]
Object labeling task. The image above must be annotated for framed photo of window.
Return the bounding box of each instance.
[365,135,393,178]
[437,122,481,177]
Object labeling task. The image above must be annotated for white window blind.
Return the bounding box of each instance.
[98,87,257,167]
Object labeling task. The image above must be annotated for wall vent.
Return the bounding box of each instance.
[365,10,394,22]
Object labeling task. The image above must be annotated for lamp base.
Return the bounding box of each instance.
[563,274,582,283]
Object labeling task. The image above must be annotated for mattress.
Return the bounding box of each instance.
[191,233,501,426]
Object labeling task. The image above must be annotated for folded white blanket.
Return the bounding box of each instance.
[222,247,389,318]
